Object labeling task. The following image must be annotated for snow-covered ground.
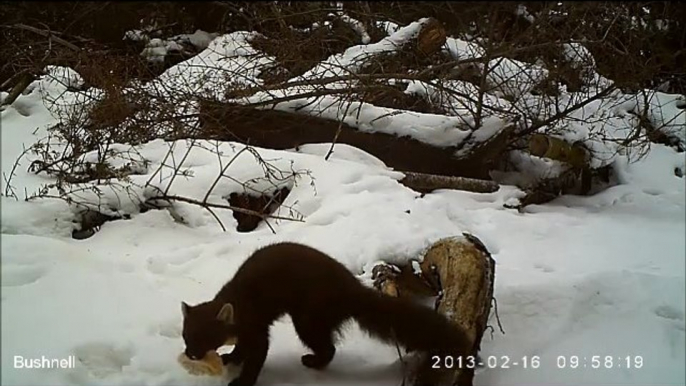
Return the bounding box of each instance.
[2,24,685,386]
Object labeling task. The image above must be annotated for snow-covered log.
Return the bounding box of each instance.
[201,102,511,180]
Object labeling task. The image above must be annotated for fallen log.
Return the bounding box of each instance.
[528,133,588,168]
[400,171,499,194]
[1,72,35,107]
[508,133,613,210]
[198,101,511,180]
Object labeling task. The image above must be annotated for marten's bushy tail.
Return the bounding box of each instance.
[351,286,470,356]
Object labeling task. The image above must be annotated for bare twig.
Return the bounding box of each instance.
[148,194,304,223]
[2,23,81,51]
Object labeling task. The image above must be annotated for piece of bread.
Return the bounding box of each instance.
[177,351,223,376]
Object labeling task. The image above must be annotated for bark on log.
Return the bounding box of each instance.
[400,171,499,194]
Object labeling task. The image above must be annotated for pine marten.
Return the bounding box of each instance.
[181,242,471,386]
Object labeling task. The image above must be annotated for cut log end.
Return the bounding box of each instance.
[369,235,495,386]
[410,234,495,386]
[416,18,447,56]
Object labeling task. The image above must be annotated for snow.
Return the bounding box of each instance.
[2,19,685,386]
[637,91,686,145]
[404,79,512,122]
[443,37,485,61]
[338,14,371,44]
[174,30,220,51]
[149,31,274,99]
[294,18,429,80]
[123,29,147,42]
[140,38,168,64]
[43,65,85,90]
[515,5,535,24]
[486,57,549,100]
[443,39,550,100]
[562,43,596,70]
[129,29,220,64]
[375,20,400,36]
[239,91,494,148]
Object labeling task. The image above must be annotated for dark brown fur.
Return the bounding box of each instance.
[182,242,470,386]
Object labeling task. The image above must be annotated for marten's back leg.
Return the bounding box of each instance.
[291,312,341,369]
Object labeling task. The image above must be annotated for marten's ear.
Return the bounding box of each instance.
[181,302,191,318]
[216,303,234,324]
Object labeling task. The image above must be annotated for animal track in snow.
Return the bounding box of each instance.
[72,342,135,377]
[306,207,350,226]
[1,265,48,287]
[146,248,202,274]
[339,170,365,186]
[152,319,182,339]
[654,305,685,322]
[533,263,555,273]
[341,175,394,195]
[642,188,664,196]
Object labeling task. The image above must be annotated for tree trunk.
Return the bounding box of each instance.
[412,234,495,386]
[370,234,496,386]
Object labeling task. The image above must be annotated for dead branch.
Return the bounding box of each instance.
[1,72,35,107]
[0,68,29,91]
[147,194,304,223]
[2,23,81,51]
[511,85,618,143]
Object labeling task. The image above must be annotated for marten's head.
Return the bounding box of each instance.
[181,300,237,360]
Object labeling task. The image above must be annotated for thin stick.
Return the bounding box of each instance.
[148,194,304,223]
[3,24,80,51]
